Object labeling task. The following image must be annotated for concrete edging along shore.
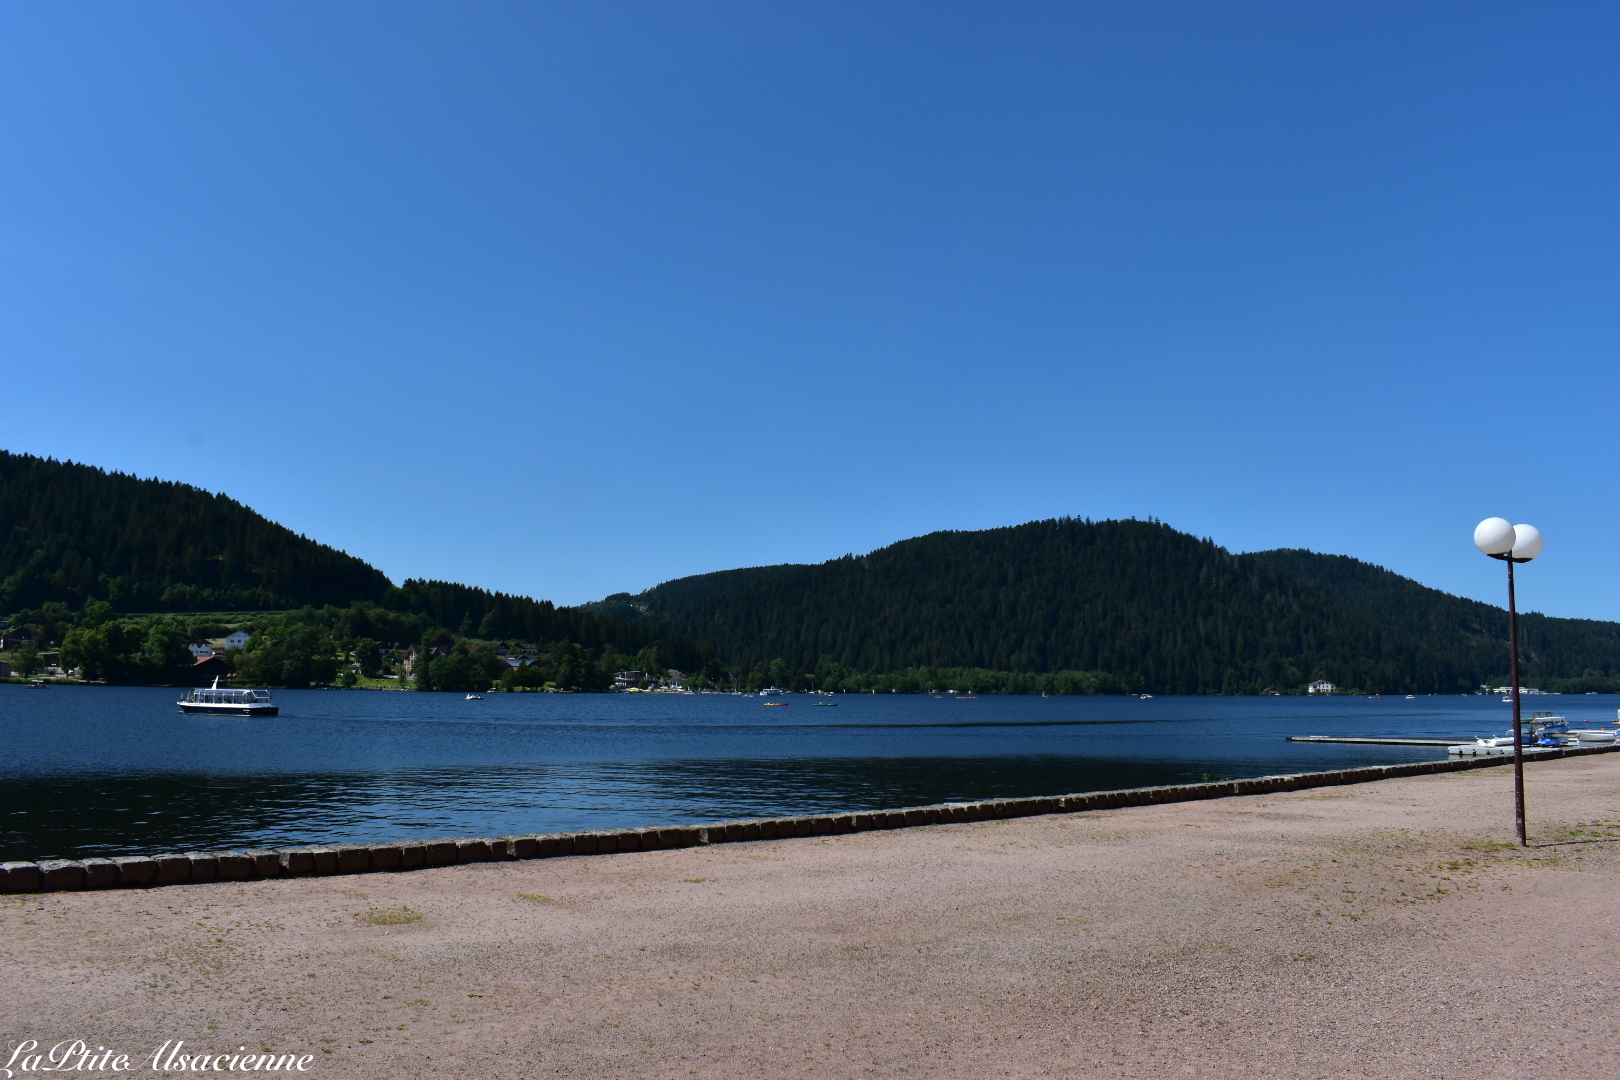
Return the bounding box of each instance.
[4,742,1617,894]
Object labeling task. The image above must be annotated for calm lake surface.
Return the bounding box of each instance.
[3,685,1608,860]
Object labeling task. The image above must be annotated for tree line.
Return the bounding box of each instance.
[10,450,1620,695]
[591,518,1620,695]
[0,597,706,692]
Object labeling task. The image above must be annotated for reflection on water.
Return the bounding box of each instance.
[0,755,1258,859]
[0,684,1577,859]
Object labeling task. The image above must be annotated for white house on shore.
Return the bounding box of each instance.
[224,630,251,651]
[1307,679,1336,694]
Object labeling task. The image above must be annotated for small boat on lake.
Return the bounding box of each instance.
[465,693,483,700]
[1530,716,1571,739]
[759,687,788,697]
[178,678,277,717]
[1450,713,1575,754]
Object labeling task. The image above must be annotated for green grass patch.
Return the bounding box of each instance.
[359,906,422,925]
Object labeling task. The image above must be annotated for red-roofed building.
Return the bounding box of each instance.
[191,655,230,681]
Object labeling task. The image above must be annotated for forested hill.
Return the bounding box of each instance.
[12,449,1617,694]
[1249,548,1620,691]
[1,452,391,612]
[0,451,702,671]
[387,578,703,671]
[589,519,1620,694]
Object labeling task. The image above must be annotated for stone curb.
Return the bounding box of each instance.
[3,742,1615,893]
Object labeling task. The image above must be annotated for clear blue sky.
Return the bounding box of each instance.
[3,3,1616,617]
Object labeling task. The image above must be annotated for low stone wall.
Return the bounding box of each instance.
[4,743,1615,894]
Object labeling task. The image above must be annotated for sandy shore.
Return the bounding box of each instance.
[3,755,1617,1079]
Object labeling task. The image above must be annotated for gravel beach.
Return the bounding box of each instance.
[4,754,1617,1079]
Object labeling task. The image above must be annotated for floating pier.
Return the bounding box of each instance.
[1447,743,1522,757]
[1285,736,1471,746]
[1285,735,1579,758]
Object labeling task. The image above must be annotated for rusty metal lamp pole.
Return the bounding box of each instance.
[1473,517,1544,847]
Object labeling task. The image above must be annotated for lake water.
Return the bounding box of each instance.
[2,685,1607,860]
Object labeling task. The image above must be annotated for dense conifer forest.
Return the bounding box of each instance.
[1248,548,1620,692]
[589,519,1620,694]
[0,452,701,688]
[6,452,1619,693]
[0,451,389,612]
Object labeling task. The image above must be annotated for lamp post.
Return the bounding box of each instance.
[1473,517,1544,847]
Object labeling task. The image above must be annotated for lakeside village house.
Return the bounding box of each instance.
[1,629,59,676]
[613,669,687,690]
[185,631,252,680]
[1,630,36,651]
[399,641,544,679]
[1307,680,1336,694]
[395,645,690,689]
[187,630,252,659]
[395,650,685,690]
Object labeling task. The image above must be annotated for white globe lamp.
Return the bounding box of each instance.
[1511,524,1543,561]
[1474,517,1516,556]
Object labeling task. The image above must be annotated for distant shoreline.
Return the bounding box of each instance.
[2,676,1606,698]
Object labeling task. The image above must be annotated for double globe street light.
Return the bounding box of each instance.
[1473,517,1544,847]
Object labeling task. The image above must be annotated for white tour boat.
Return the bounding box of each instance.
[178,677,277,717]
